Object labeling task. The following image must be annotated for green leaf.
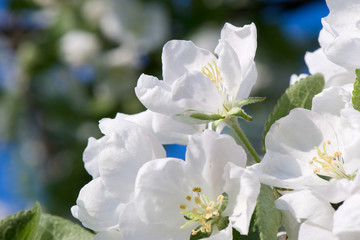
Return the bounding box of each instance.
[262,73,325,151]
[255,184,281,240]
[352,69,360,111]
[34,214,94,240]
[0,202,41,240]
[0,203,94,240]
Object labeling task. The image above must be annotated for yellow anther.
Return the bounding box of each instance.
[186,196,191,201]
[213,210,219,216]
[313,157,317,161]
[327,140,331,145]
[204,211,213,219]
[309,160,313,165]
[199,218,206,225]
[217,194,224,202]
[208,201,215,208]
[179,204,187,210]
[313,168,320,174]
[200,227,205,233]
[193,187,202,193]
[191,230,197,235]
[205,223,211,232]
[195,197,201,204]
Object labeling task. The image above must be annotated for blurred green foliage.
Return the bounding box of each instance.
[0,0,321,221]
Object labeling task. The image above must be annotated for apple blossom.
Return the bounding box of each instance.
[71,117,166,231]
[119,130,260,240]
[252,86,360,203]
[135,22,258,126]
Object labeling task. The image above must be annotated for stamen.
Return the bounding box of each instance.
[179,204,187,210]
[201,61,225,94]
[309,141,351,180]
[179,189,229,237]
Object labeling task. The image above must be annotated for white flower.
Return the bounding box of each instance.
[71,117,165,231]
[119,130,260,239]
[276,190,360,240]
[319,0,360,69]
[135,22,257,122]
[59,30,100,66]
[253,86,360,202]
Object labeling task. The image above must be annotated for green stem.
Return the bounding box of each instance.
[226,118,261,163]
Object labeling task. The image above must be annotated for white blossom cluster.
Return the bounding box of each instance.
[72,0,360,239]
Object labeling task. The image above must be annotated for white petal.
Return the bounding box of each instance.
[71,178,123,231]
[216,40,242,99]
[289,73,309,85]
[98,116,166,160]
[333,194,360,239]
[135,74,183,115]
[305,49,355,87]
[119,202,188,240]
[83,137,103,178]
[162,40,216,84]
[298,222,336,240]
[216,22,257,77]
[97,131,164,201]
[275,190,334,229]
[312,86,351,116]
[236,62,257,99]
[185,130,247,196]
[324,37,360,69]
[113,110,203,145]
[134,158,189,226]
[225,166,260,235]
[208,225,233,240]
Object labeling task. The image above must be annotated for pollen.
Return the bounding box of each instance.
[217,194,224,202]
[309,141,351,180]
[201,61,225,94]
[179,188,229,237]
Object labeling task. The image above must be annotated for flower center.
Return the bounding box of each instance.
[309,140,355,180]
[179,187,229,237]
[201,61,225,95]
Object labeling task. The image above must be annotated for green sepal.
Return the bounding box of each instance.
[352,69,360,111]
[218,192,229,212]
[234,97,266,108]
[227,107,252,121]
[316,174,332,181]
[174,110,224,125]
[262,73,325,152]
[217,216,229,231]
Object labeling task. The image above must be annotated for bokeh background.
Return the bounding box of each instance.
[0,0,328,223]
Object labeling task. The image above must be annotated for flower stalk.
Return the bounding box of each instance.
[226,118,261,163]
